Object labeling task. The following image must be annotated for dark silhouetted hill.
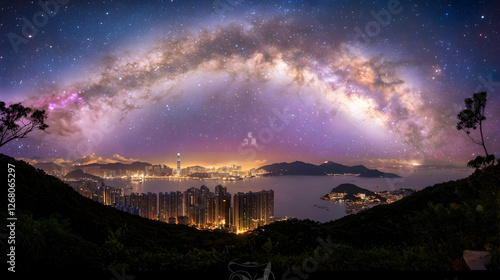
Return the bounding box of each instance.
[323,183,386,203]
[1,153,498,273]
[64,168,102,180]
[33,161,63,174]
[0,154,240,273]
[259,160,400,178]
[329,183,376,195]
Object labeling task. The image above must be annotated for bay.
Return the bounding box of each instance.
[104,168,472,223]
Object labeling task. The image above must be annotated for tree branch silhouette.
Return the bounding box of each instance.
[0,101,49,148]
[456,92,494,169]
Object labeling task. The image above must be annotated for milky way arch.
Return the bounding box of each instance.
[25,16,443,164]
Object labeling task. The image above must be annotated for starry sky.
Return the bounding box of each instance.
[0,0,499,169]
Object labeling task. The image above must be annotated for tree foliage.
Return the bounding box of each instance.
[456,92,495,168]
[0,101,49,147]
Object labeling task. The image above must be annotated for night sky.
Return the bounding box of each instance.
[0,0,499,169]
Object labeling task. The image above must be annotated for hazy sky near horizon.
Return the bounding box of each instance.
[0,0,499,169]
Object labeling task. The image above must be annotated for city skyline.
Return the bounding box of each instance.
[15,149,478,173]
[1,0,499,171]
[70,178,275,233]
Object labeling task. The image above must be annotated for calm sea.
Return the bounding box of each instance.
[104,168,472,223]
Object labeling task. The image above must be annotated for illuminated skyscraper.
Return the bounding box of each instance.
[233,190,274,232]
[159,192,167,222]
[215,185,231,228]
[176,153,181,176]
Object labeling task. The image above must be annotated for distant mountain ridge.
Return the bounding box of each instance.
[64,169,102,181]
[33,162,64,174]
[80,161,152,171]
[31,161,153,176]
[258,160,401,178]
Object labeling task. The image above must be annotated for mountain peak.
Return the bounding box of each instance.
[64,169,101,180]
[330,183,373,194]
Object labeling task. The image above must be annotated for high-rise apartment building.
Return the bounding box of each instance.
[139,192,157,220]
[176,153,181,176]
[159,192,167,222]
[82,180,275,233]
[215,185,231,228]
[233,190,274,232]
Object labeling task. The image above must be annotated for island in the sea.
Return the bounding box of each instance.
[259,161,401,178]
[321,183,416,213]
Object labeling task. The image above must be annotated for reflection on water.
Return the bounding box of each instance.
[105,168,472,223]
